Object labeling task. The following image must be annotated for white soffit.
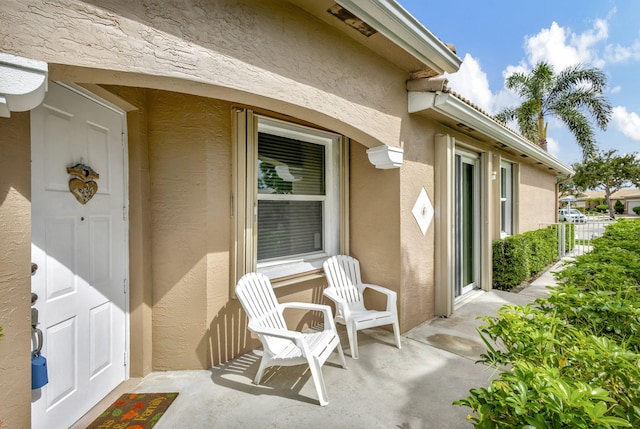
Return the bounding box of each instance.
[0,53,48,118]
[336,0,461,74]
[408,91,574,176]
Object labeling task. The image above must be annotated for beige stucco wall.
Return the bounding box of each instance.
[0,112,32,429]
[0,0,416,371]
[518,163,557,232]
[145,90,233,369]
[104,87,332,369]
[2,0,406,151]
[350,142,403,319]
[398,118,437,326]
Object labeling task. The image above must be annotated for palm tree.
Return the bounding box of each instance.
[495,62,612,159]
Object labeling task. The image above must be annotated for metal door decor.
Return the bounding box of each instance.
[67,163,99,204]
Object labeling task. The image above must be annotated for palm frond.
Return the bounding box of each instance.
[495,107,517,124]
[556,108,597,158]
[516,100,540,141]
[551,90,612,130]
[498,61,612,157]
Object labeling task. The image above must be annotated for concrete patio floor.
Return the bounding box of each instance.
[72,260,566,429]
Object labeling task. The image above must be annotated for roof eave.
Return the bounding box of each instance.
[336,0,462,74]
[408,91,574,176]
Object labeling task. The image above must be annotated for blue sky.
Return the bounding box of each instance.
[398,0,640,166]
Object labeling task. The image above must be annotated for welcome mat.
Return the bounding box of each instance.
[86,392,179,429]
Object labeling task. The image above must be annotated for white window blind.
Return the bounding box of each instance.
[257,132,326,261]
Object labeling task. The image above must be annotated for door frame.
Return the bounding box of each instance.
[454,150,480,299]
[30,81,130,424]
[434,134,491,317]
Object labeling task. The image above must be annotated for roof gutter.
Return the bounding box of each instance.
[408,90,574,176]
[336,0,462,74]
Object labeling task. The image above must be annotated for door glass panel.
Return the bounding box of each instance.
[455,153,479,298]
[462,162,475,287]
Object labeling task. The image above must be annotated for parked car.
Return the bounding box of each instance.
[559,208,587,223]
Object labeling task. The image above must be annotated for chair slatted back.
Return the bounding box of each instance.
[236,272,287,332]
[323,255,364,305]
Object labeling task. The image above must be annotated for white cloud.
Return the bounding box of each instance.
[612,106,640,141]
[610,85,622,94]
[502,62,529,80]
[491,88,521,115]
[524,19,609,70]
[571,18,608,67]
[604,39,640,63]
[445,54,494,113]
[525,22,582,70]
[547,136,561,158]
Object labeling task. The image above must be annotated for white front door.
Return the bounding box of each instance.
[30,82,128,429]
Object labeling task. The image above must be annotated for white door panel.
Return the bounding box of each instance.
[31,82,128,429]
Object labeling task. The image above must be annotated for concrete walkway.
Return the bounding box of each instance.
[73,260,567,429]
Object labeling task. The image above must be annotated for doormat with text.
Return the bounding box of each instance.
[86,392,179,429]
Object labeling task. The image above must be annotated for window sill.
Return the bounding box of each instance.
[270,270,325,288]
[258,255,327,281]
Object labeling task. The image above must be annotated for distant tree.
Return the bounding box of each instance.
[559,177,585,200]
[495,62,612,159]
[572,149,640,218]
[614,199,625,214]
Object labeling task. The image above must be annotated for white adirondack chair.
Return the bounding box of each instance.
[322,255,401,359]
[235,272,347,406]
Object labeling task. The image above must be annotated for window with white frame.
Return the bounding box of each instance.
[233,110,345,283]
[500,161,514,237]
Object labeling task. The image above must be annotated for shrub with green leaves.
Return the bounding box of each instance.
[633,206,640,215]
[614,200,624,214]
[458,219,640,428]
[492,224,568,290]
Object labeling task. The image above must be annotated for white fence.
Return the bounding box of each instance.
[540,214,616,258]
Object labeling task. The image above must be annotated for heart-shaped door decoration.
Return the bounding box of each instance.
[67,163,100,205]
[69,178,98,204]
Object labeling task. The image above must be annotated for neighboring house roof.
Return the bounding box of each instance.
[576,189,640,200]
[406,80,574,176]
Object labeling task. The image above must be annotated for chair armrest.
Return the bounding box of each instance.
[248,323,304,342]
[361,283,397,312]
[280,302,331,313]
[323,288,352,321]
[322,288,347,304]
[279,302,338,333]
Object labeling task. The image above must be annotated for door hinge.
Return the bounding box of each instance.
[123,278,128,294]
[124,351,128,366]
[123,206,127,221]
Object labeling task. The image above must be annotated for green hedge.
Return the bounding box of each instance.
[457,219,640,428]
[492,224,574,290]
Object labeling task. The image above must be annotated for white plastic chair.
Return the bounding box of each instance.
[235,272,347,406]
[322,255,401,359]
